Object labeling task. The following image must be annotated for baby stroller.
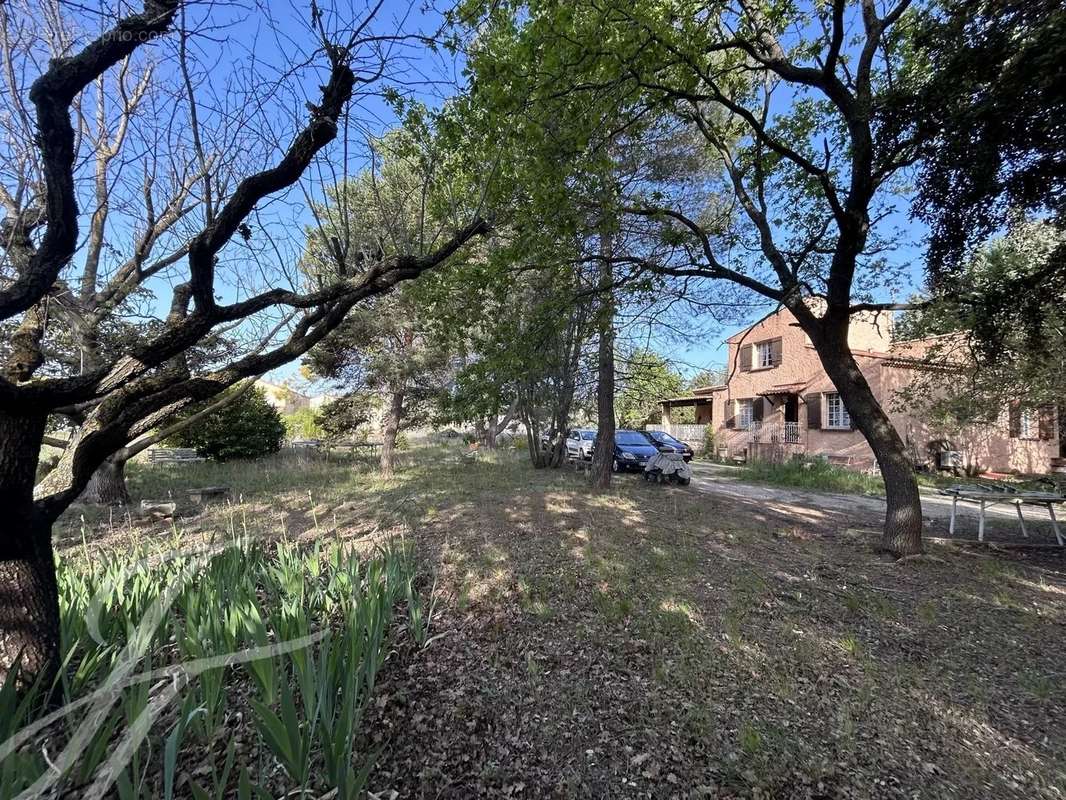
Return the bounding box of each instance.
[643,450,692,485]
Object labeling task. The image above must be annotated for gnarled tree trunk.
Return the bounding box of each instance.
[80,454,130,505]
[807,317,923,556]
[481,399,519,448]
[76,377,260,506]
[0,410,60,689]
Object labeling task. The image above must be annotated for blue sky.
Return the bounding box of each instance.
[145,0,931,388]
[672,212,929,378]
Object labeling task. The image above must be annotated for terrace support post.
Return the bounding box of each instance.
[1014,503,1028,538]
[1048,504,1063,547]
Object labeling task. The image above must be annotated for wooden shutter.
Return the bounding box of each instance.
[739,344,752,372]
[1038,406,1055,440]
[1008,403,1021,438]
[752,397,764,421]
[725,412,735,428]
[805,393,821,429]
[770,338,783,367]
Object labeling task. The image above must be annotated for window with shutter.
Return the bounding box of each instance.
[739,344,752,372]
[752,397,764,421]
[825,393,851,429]
[805,394,821,429]
[1008,404,1021,438]
[1038,406,1055,440]
[755,341,773,368]
[737,399,753,428]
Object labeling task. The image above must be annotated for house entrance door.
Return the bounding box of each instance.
[784,395,799,423]
[784,395,799,444]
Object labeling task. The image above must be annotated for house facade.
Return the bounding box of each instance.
[256,380,338,416]
[659,308,1064,475]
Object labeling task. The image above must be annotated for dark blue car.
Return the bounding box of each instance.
[613,429,661,472]
[640,429,694,462]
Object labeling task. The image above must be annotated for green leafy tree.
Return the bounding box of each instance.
[315,394,374,442]
[302,129,477,476]
[437,257,596,467]
[687,367,727,391]
[615,349,683,428]
[448,2,714,486]
[282,408,325,440]
[893,221,1066,428]
[456,0,955,555]
[890,0,1066,275]
[170,388,285,461]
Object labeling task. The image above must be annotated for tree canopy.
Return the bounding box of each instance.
[894,220,1066,426]
[615,349,684,428]
[891,0,1066,275]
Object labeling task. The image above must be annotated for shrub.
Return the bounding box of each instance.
[282,407,324,440]
[170,387,285,461]
[701,427,715,459]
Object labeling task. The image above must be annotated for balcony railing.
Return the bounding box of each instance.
[748,421,801,445]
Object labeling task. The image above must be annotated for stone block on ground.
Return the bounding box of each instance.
[187,486,230,504]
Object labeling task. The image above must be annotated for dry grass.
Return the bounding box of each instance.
[56,447,1066,799]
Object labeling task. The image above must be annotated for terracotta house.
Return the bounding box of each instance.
[660,308,1064,475]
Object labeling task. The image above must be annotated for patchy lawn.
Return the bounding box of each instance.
[733,458,887,495]
[730,458,1056,498]
[58,448,1066,799]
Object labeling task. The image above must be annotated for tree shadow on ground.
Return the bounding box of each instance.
[343,455,1066,799]
[55,450,1066,798]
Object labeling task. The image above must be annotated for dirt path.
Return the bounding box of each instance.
[688,462,1065,545]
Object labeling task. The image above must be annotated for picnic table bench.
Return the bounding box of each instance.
[147,447,205,464]
[327,441,382,458]
[939,483,1065,545]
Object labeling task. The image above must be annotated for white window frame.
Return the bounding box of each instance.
[755,341,773,369]
[1018,408,1036,440]
[737,398,754,428]
[825,392,851,430]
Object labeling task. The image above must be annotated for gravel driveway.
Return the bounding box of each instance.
[688,461,1065,545]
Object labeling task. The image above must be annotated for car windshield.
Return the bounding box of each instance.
[615,431,649,445]
[580,431,595,440]
[655,432,681,445]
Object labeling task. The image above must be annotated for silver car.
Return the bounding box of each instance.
[565,428,596,461]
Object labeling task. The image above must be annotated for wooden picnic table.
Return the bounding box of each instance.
[328,441,382,458]
[939,484,1065,545]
